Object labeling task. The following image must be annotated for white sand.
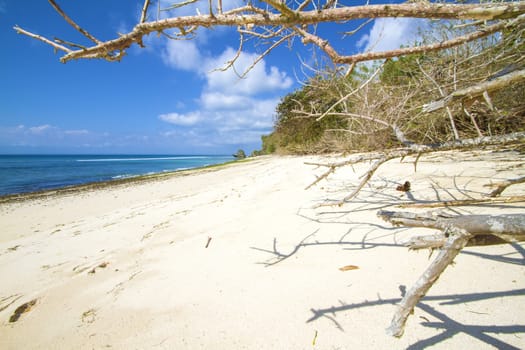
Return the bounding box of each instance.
[1,150,524,349]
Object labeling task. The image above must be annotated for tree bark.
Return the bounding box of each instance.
[379,210,525,336]
[13,2,525,63]
[386,226,472,337]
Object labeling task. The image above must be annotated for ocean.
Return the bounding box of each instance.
[0,155,234,196]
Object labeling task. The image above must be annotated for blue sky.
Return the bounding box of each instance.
[0,0,421,154]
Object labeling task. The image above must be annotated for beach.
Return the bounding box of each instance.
[1,150,524,349]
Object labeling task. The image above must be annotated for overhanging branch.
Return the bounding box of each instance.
[13,2,525,63]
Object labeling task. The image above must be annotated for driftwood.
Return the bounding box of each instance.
[378,210,525,337]
[398,195,525,208]
[305,136,524,337]
[306,132,525,206]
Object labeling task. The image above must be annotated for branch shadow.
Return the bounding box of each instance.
[461,242,525,266]
[250,228,406,267]
[307,286,525,349]
[293,152,525,346]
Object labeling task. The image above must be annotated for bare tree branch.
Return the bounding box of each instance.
[423,68,525,112]
[387,226,472,337]
[14,2,525,63]
[310,12,525,64]
[48,0,101,45]
[315,60,386,121]
[13,26,72,53]
[417,59,460,140]
[140,0,151,24]
[379,211,525,337]
[399,196,525,208]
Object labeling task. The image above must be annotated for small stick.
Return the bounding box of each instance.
[205,236,212,248]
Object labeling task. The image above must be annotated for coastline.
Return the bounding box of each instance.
[1,151,524,349]
[0,157,250,204]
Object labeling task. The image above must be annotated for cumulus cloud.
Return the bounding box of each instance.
[162,43,292,95]
[200,92,252,110]
[204,48,293,95]
[358,18,425,54]
[159,111,201,126]
[158,42,294,149]
[64,129,89,135]
[29,124,53,134]
[162,40,203,71]
[159,92,278,145]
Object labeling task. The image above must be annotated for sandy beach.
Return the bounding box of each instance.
[1,149,524,349]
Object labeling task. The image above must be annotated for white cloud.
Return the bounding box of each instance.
[64,129,89,135]
[162,43,293,96]
[159,112,201,126]
[356,34,369,49]
[200,92,252,110]
[358,18,425,53]
[204,48,293,95]
[159,93,278,147]
[158,42,294,149]
[162,40,202,70]
[29,124,53,134]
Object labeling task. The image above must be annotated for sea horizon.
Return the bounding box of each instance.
[0,154,235,197]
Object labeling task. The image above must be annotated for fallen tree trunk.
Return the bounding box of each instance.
[378,210,525,337]
[378,211,525,243]
[398,195,525,208]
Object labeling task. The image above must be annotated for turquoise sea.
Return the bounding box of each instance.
[0,155,234,196]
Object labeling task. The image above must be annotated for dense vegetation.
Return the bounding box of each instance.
[261,21,524,154]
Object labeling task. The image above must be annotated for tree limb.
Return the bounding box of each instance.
[398,195,525,208]
[13,26,72,53]
[48,0,101,45]
[334,13,525,64]
[386,226,473,337]
[379,210,525,336]
[14,2,525,63]
[423,68,525,112]
[140,0,151,24]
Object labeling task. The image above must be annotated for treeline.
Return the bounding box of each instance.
[259,21,524,155]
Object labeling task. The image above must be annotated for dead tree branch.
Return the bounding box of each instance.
[13,26,72,53]
[335,13,525,64]
[48,0,101,45]
[398,195,525,208]
[307,132,525,206]
[387,226,472,337]
[14,2,525,63]
[315,60,386,121]
[378,210,525,337]
[140,0,151,24]
[423,68,525,112]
